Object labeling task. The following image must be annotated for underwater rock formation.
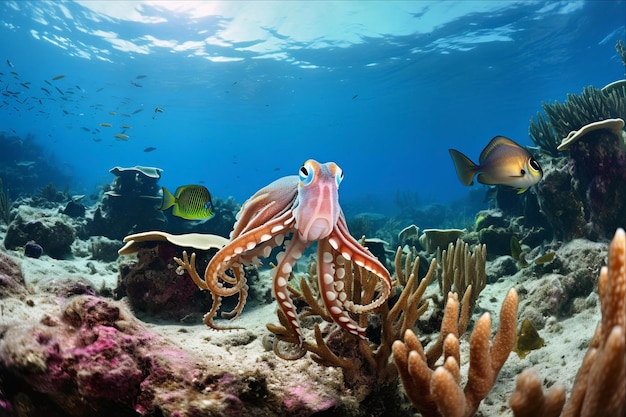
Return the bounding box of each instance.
[0,295,275,417]
[0,251,27,298]
[3,208,75,259]
[117,241,215,321]
[87,166,166,240]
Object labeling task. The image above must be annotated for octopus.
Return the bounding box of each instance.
[174,159,392,351]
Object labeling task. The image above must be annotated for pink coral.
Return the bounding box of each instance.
[283,383,338,416]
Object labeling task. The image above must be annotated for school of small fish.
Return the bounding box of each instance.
[1,58,164,149]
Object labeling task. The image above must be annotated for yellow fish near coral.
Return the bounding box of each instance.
[449,136,543,193]
[160,185,215,220]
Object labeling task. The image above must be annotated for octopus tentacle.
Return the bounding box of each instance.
[328,215,392,313]
[204,211,295,298]
[317,238,367,338]
[272,235,309,345]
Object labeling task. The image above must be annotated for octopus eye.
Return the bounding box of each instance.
[299,161,315,186]
[521,169,526,175]
[335,167,344,186]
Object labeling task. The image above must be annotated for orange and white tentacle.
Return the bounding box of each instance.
[328,215,392,313]
[202,210,296,328]
[272,235,309,345]
[317,238,367,338]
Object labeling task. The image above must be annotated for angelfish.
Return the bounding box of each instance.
[448,136,543,193]
[160,185,215,220]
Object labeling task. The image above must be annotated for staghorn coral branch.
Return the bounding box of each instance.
[510,368,566,417]
[393,288,519,417]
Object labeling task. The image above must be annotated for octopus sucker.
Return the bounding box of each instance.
[330,306,342,315]
[325,291,337,301]
[323,273,334,285]
[233,246,244,255]
[281,263,292,274]
[341,251,352,260]
[328,238,339,250]
[277,276,288,287]
[262,246,272,258]
[322,252,333,263]
[271,225,284,234]
[246,241,256,250]
[336,268,345,279]
[274,234,285,246]
[354,259,365,267]
[260,234,272,242]
[335,281,344,292]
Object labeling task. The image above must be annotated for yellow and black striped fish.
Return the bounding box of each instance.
[160,185,215,220]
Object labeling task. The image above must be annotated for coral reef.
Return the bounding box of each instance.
[510,228,625,417]
[529,83,626,156]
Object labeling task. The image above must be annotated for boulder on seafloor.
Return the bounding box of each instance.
[3,207,75,259]
[89,236,122,262]
[0,251,27,298]
[116,241,216,321]
[0,295,269,417]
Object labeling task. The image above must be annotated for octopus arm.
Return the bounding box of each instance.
[330,214,392,313]
[317,239,367,338]
[272,235,309,345]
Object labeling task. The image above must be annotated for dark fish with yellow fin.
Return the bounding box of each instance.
[160,185,215,220]
[449,136,543,194]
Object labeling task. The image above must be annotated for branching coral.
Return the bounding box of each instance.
[529,83,626,156]
[267,245,436,388]
[437,238,487,335]
[393,288,519,417]
[510,228,626,417]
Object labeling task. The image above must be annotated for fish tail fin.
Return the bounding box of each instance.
[160,187,176,210]
[172,204,187,219]
[448,149,478,186]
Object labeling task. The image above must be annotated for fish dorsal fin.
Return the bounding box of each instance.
[478,136,520,164]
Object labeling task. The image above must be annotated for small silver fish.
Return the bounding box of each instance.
[449,136,543,193]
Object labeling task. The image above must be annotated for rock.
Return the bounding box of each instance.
[0,295,259,416]
[0,251,27,298]
[4,209,75,259]
[89,236,122,262]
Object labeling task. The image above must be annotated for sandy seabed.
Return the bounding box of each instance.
[0,229,601,416]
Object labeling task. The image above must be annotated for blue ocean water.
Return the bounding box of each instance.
[0,1,624,219]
